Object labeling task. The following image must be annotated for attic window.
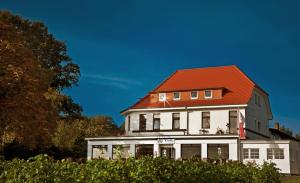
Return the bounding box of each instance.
[173,92,180,100]
[204,90,212,99]
[159,93,166,102]
[191,91,198,99]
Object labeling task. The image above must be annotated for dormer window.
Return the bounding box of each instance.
[204,90,212,99]
[191,91,198,99]
[173,92,180,100]
[159,93,166,101]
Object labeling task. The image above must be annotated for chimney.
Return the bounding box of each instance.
[274,122,280,130]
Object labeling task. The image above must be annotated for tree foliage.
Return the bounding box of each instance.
[0,11,82,119]
[52,116,120,157]
[0,21,57,148]
[279,125,293,136]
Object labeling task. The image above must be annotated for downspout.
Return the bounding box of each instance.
[186,106,189,135]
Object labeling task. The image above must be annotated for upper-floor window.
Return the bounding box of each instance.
[254,93,261,106]
[173,92,180,100]
[267,148,284,159]
[139,114,146,131]
[159,93,166,101]
[229,111,238,134]
[202,112,210,129]
[204,90,212,99]
[257,121,261,132]
[153,113,160,130]
[190,91,198,99]
[243,148,259,159]
[172,113,180,130]
[128,116,131,131]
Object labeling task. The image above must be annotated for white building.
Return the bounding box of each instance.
[86,65,300,175]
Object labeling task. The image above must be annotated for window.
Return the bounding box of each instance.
[135,144,154,159]
[159,93,166,101]
[257,121,261,132]
[172,113,180,130]
[191,91,198,99]
[243,148,259,159]
[92,145,108,159]
[274,149,284,159]
[112,145,130,160]
[139,114,146,131]
[229,111,238,134]
[127,116,131,131]
[250,149,259,159]
[204,90,212,99]
[153,113,160,130]
[267,148,284,159]
[173,92,180,100]
[243,148,249,159]
[202,112,210,129]
[181,144,201,159]
[255,93,261,106]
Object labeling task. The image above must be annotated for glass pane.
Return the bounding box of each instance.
[207,144,229,159]
[173,113,180,118]
[250,149,259,159]
[267,149,273,159]
[173,92,180,99]
[92,145,108,159]
[202,112,210,117]
[191,91,198,98]
[153,119,160,130]
[205,90,212,97]
[112,145,130,160]
[243,148,249,159]
[139,114,146,130]
[181,144,201,159]
[229,111,237,134]
[173,119,180,129]
[135,145,153,159]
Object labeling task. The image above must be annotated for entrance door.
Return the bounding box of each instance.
[160,146,175,159]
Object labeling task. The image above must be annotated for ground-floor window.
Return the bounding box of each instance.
[160,146,175,159]
[112,145,130,159]
[135,144,153,159]
[243,148,259,159]
[181,144,201,159]
[92,145,108,159]
[207,144,229,160]
[267,148,284,159]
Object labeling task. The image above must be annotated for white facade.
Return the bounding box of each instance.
[86,66,300,175]
[241,140,300,175]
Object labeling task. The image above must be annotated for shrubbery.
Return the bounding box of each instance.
[0,154,281,183]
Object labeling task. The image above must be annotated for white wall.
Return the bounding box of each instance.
[242,141,291,174]
[125,108,246,136]
[245,89,271,139]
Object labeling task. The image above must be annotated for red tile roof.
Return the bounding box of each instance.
[125,65,267,111]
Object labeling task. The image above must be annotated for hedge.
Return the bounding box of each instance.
[0,154,281,183]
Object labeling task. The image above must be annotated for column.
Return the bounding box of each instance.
[130,144,136,158]
[107,144,113,160]
[229,143,238,161]
[154,144,159,157]
[201,143,208,160]
[87,141,92,160]
[174,143,181,159]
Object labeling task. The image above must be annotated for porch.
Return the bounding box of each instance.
[86,135,239,161]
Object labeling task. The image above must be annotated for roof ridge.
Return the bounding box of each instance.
[176,65,237,72]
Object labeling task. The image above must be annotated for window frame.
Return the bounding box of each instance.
[172,113,180,130]
[267,148,284,159]
[190,91,198,100]
[243,148,249,159]
[128,115,131,131]
[202,112,210,129]
[158,93,166,102]
[250,148,259,159]
[173,92,181,100]
[204,90,213,99]
[139,114,147,131]
[153,113,160,130]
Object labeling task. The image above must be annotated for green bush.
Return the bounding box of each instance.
[0,154,281,183]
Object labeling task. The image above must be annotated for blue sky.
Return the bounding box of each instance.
[1,0,300,133]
